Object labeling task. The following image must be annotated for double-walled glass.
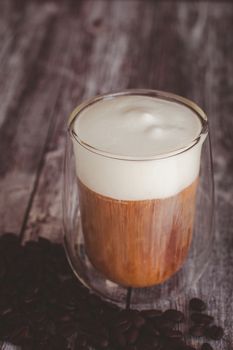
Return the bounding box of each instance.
[63,90,214,307]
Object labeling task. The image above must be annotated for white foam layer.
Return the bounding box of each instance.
[71,95,206,200]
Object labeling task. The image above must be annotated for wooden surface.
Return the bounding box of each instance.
[0,0,233,348]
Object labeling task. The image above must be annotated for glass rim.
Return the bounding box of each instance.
[68,89,208,161]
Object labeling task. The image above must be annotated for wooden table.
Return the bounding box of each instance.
[0,0,232,348]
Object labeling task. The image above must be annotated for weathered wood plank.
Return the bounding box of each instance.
[0,1,70,234]
[0,0,233,348]
[24,0,141,242]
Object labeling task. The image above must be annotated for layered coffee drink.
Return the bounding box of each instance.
[70,94,206,287]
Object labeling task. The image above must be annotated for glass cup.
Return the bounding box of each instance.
[63,90,214,307]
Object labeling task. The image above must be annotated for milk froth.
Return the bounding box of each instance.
[71,93,207,200]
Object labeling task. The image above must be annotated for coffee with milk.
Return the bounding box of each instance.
[71,94,206,287]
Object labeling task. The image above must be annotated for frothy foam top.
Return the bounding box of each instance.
[74,96,202,158]
[71,94,206,200]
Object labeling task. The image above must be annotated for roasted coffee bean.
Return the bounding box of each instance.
[205,325,224,340]
[76,346,89,350]
[38,236,52,250]
[0,234,19,247]
[0,305,13,317]
[113,329,127,347]
[125,346,137,350]
[141,309,162,319]
[189,298,206,312]
[143,321,160,336]
[117,320,132,332]
[191,313,214,325]
[164,337,186,349]
[9,325,31,345]
[47,335,67,350]
[76,334,88,347]
[137,343,155,350]
[115,312,132,327]
[189,325,205,337]
[131,312,145,328]
[156,317,175,332]
[93,335,109,348]
[163,309,184,323]
[0,235,225,350]
[163,329,183,338]
[114,317,132,329]
[201,343,213,350]
[0,257,6,279]
[126,327,139,344]
[137,328,160,348]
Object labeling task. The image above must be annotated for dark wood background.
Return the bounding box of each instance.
[0,0,233,348]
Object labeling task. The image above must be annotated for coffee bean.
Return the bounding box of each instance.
[189,298,206,312]
[191,313,214,325]
[38,236,52,250]
[125,346,137,350]
[156,317,175,332]
[163,309,185,323]
[163,329,183,338]
[201,343,213,350]
[76,333,88,346]
[9,325,31,345]
[143,321,160,336]
[94,335,109,348]
[126,327,139,344]
[117,320,132,332]
[115,312,132,327]
[141,309,162,319]
[76,346,89,350]
[205,325,224,340]
[0,257,6,279]
[113,329,127,347]
[165,338,186,349]
[0,234,225,350]
[131,312,145,328]
[189,325,205,337]
[138,343,155,350]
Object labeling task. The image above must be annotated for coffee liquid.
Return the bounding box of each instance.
[78,178,198,287]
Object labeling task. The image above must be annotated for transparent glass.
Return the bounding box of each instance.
[63,90,214,308]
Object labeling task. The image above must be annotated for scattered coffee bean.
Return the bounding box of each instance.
[189,298,206,312]
[115,313,132,327]
[131,312,145,328]
[166,338,186,348]
[141,309,162,319]
[142,321,160,337]
[94,335,109,348]
[163,328,183,338]
[205,325,224,340]
[191,313,214,325]
[189,325,205,337]
[126,327,139,344]
[113,329,127,347]
[201,343,213,350]
[117,320,132,332]
[125,346,137,350]
[156,317,175,330]
[0,234,225,350]
[163,309,185,323]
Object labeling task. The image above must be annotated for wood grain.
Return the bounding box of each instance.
[0,0,233,348]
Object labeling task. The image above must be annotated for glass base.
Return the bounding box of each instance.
[63,231,211,309]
